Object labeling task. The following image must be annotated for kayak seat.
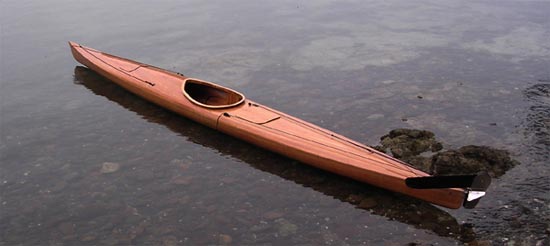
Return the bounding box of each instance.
[182,78,245,109]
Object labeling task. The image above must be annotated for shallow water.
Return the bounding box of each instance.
[1,0,549,245]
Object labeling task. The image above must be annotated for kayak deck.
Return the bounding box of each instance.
[69,41,481,209]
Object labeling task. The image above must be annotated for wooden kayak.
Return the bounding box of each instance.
[69,42,490,209]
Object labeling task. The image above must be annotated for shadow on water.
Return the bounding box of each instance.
[73,66,477,242]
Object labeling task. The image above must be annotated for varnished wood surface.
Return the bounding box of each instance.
[69,41,466,209]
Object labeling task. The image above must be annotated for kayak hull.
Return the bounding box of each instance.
[69,42,466,209]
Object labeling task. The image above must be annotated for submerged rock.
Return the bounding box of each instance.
[218,234,232,245]
[58,222,75,235]
[275,218,298,237]
[345,194,366,205]
[80,234,97,242]
[357,197,378,209]
[263,210,284,220]
[161,235,178,246]
[170,176,193,185]
[100,162,120,174]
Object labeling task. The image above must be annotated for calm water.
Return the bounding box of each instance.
[2,0,549,245]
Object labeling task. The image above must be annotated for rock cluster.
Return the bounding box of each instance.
[374,128,519,177]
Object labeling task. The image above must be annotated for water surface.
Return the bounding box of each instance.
[1,0,549,245]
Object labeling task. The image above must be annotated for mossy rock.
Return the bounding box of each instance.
[430,145,519,177]
[380,128,443,158]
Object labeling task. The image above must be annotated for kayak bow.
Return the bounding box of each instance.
[69,41,490,209]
